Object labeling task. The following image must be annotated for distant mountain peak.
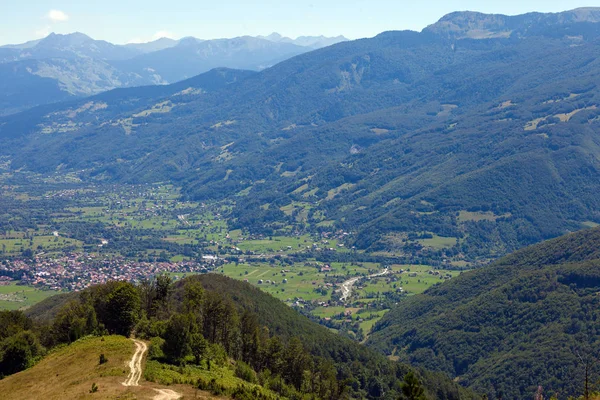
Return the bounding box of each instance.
[569,7,600,17]
[124,37,179,53]
[265,32,283,41]
[177,36,204,46]
[258,33,348,48]
[44,32,93,41]
[38,32,94,48]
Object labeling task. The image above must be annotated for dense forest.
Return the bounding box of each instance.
[1,274,474,399]
[367,226,600,399]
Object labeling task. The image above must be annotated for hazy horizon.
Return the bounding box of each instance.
[1,0,596,46]
[1,30,350,47]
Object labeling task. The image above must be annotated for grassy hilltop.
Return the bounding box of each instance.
[0,335,215,400]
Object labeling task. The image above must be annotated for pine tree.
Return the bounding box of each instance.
[190,332,208,365]
[283,337,309,389]
[400,371,426,400]
[104,282,141,336]
[183,279,205,314]
[162,313,193,364]
[240,311,260,365]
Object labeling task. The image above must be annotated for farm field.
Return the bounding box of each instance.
[0,282,58,310]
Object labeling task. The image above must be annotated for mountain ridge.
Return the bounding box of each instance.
[425,7,600,38]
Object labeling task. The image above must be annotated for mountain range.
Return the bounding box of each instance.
[0,32,348,116]
[1,8,600,265]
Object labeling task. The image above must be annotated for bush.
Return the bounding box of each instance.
[207,343,227,367]
[90,382,98,393]
[135,317,167,339]
[147,337,166,360]
[258,369,272,386]
[99,353,108,364]
[235,361,257,384]
[209,378,226,395]
[231,385,272,400]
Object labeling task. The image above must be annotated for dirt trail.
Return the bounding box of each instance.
[153,388,182,400]
[122,339,147,386]
[121,339,183,399]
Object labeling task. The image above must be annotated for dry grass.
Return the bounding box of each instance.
[0,336,219,400]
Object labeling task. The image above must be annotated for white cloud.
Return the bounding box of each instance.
[35,26,52,38]
[126,37,145,44]
[47,10,69,23]
[152,31,175,40]
[127,31,176,44]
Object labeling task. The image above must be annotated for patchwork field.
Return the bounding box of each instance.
[0,283,58,310]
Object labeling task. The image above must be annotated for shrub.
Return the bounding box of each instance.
[207,343,227,367]
[147,337,166,360]
[90,382,98,393]
[209,378,226,395]
[231,385,268,400]
[235,361,257,384]
[99,353,108,364]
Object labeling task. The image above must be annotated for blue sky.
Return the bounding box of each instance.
[0,0,596,45]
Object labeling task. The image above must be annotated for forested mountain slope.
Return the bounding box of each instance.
[21,274,474,399]
[367,226,600,399]
[2,9,600,260]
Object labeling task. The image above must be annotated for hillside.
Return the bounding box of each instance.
[366,226,600,398]
[1,9,600,262]
[0,335,211,399]
[22,274,475,400]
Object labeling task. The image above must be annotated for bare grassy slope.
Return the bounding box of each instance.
[0,335,216,400]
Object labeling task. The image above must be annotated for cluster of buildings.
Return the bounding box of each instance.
[0,253,214,291]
